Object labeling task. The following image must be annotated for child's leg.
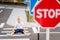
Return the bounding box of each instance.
[19,29,24,34]
[11,29,15,35]
[14,29,19,34]
[24,29,26,34]
[21,29,24,34]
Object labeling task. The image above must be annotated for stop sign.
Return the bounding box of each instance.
[34,0,60,28]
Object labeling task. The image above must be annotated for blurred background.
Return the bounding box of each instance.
[0,0,60,40]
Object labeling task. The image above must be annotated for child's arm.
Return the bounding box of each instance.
[22,26,26,34]
[11,26,16,35]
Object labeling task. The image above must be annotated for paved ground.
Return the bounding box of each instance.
[0,5,38,40]
[0,4,60,40]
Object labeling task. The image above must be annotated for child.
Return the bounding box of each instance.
[11,17,26,35]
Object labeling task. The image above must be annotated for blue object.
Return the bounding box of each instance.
[24,0,30,5]
[30,0,37,15]
[24,0,40,15]
[14,29,24,34]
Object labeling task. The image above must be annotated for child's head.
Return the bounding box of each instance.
[17,16,21,23]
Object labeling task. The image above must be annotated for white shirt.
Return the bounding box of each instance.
[16,22,23,29]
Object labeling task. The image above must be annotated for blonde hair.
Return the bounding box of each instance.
[17,16,20,19]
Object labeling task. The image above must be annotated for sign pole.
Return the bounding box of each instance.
[37,26,40,40]
[37,33,39,40]
[46,28,50,40]
[33,0,60,40]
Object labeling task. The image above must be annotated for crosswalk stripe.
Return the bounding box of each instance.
[0,38,30,40]
[6,8,27,26]
[3,28,13,30]
[0,33,31,36]
[32,27,38,33]
[0,23,5,28]
[1,31,12,33]
[0,6,5,8]
[3,28,28,30]
[0,10,3,13]
[1,31,29,33]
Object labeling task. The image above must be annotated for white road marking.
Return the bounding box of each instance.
[3,28,13,30]
[1,27,30,36]
[1,31,12,33]
[1,31,29,34]
[0,33,31,36]
[7,8,27,26]
[0,38,30,40]
[32,27,38,33]
[0,6,5,8]
[38,27,40,33]
[3,28,28,30]
[50,32,60,33]
[0,23,5,28]
[0,10,3,13]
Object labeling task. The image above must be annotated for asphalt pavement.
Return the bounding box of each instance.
[0,4,60,40]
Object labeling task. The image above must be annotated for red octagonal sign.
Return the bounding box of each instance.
[34,0,60,28]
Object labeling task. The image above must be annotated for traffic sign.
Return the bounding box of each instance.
[30,0,37,15]
[34,0,60,28]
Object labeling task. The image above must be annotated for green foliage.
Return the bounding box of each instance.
[26,11,34,22]
[58,0,60,1]
[0,0,13,2]
[17,0,24,3]
[0,0,24,3]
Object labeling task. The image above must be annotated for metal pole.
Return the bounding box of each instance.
[37,26,40,40]
[37,33,39,40]
[46,28,50,40]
